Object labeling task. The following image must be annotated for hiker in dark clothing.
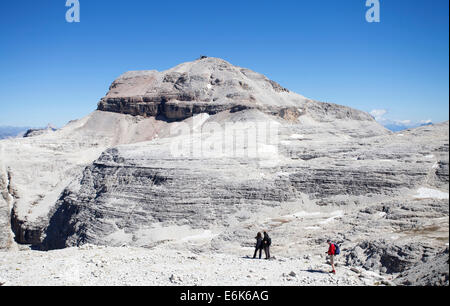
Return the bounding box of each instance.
[262,231,271,259]
[253,232,263,259]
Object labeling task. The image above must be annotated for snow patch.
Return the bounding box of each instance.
[319,210,344,224]
[276,171,290,177]
[180,230,217,242]
[304,226,320,230]
[291,211,322,218]
[413,188,449,200]
[289,134,304,140]
[192,113,210,132]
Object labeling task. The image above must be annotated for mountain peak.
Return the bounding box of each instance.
[97,58,379,124]
[97,57,306,121]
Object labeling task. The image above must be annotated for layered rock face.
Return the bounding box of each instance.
[97,57,377,123]
[0,166,14,249]
[41,117,448,249]
[0,57,448,285]
[0,111,173,249]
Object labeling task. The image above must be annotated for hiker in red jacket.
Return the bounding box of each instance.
[326,240,336,274]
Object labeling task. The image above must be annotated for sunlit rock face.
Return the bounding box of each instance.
[96,57,379,124]
[0,57,448,286]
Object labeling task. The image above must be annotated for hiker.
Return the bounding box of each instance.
[262,231,271,259]
[253,232,263,259]
[326,239,336,274]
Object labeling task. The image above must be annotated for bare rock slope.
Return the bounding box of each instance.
[98,57,380,125]
[0,57,448,286]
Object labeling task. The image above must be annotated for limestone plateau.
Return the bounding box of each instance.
[0,57,448,286]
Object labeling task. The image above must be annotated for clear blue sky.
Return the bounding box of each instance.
[0,0,448,127]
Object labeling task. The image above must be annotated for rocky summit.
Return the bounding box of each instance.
[0,57,448,286]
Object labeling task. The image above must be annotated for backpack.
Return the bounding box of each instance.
[267,237,272,246]
[333,244,340,255]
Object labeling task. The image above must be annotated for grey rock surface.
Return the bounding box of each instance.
[97,57,379,124]
[40,119,447,250]
[0,58,448,286]
[23,124,57,138]
[0,169,13,249]
[394,247,449,286]
[0,111,174,249]
[345,239,436,274]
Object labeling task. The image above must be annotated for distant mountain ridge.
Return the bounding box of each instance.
[383,121,433,132]
[0,126,31,139]
[0,124,58,139]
